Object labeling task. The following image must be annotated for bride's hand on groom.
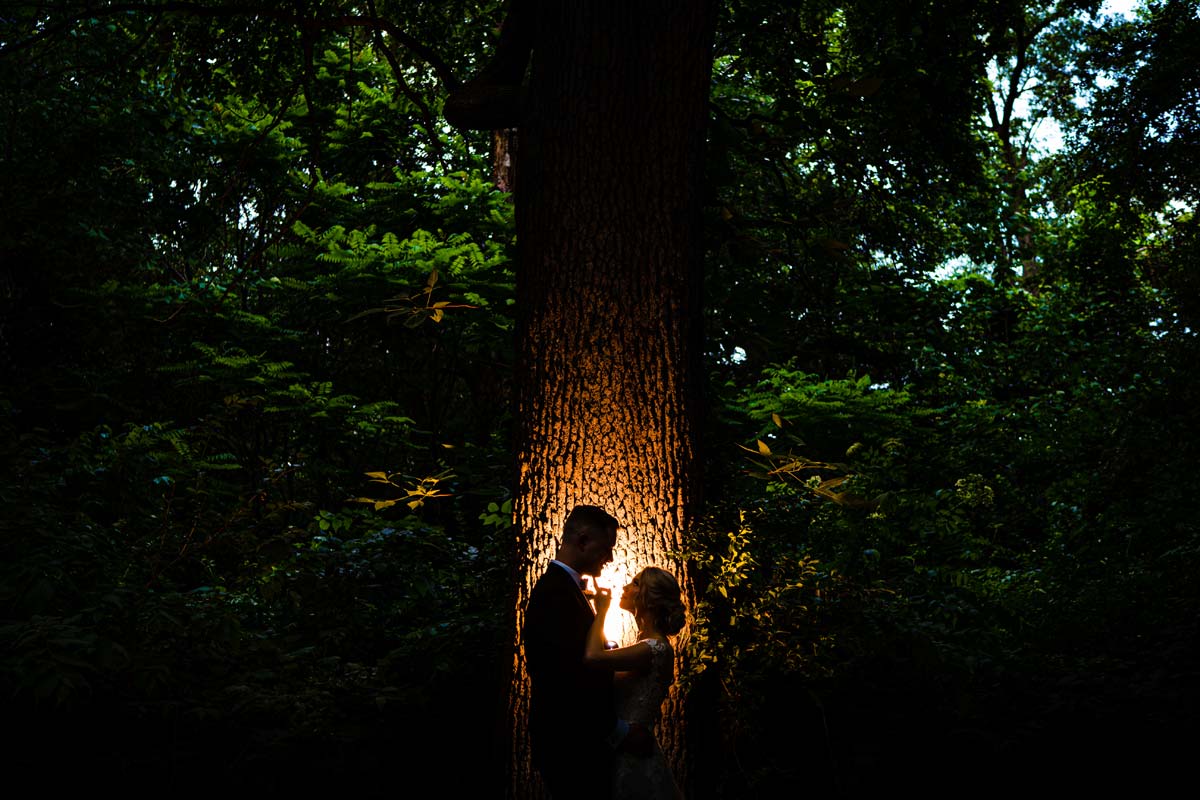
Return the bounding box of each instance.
[591,586,612,614]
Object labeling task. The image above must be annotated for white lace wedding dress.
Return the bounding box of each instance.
[613,638,682,800]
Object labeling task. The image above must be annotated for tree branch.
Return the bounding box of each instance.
[365,0,444,165]
[1,1,461,91]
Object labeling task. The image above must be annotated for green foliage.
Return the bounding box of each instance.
[697,248,1198,791]
[690,6,1200,789]
[686,511,833,687]
[0,5,514,785]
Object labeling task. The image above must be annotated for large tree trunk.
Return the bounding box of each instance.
[496,1,714,797]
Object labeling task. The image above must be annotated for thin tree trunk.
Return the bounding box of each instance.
[493,128,518,192]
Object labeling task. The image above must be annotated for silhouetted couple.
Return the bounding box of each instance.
[524,505,686,800]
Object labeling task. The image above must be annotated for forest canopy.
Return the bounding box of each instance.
[1,0,1197,795]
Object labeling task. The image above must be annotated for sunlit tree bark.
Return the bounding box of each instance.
[450,0,714,795]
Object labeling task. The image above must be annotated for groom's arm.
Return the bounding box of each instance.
[523,574,652,756]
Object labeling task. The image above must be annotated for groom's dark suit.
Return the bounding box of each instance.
[524,562,615,800]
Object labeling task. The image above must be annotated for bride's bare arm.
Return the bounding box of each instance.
[584,588,653,671]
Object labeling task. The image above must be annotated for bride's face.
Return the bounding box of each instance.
[619,574,641,613]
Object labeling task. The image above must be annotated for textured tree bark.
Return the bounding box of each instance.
[497,1,714,797]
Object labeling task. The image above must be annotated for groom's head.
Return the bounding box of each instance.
[557,505,619,577]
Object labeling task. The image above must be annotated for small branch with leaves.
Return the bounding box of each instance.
[349,269,477,328]
[354,469,453,511]
[741,415,876,509]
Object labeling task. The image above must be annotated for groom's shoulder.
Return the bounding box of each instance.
[528,564,575,607]
[530,564,565,594]
[524,568,561,631]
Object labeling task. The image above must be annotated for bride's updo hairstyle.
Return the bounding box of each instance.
[636,567,686,637]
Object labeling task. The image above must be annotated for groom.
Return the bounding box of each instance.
[523,505,652,799]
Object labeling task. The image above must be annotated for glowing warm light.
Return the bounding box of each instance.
[592,553,640,646]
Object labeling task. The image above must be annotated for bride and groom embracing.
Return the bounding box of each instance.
[524,505,686,800]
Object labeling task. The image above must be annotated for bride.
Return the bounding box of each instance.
[585,567,686,800]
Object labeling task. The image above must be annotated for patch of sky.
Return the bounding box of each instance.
[1101,0,1141,18]
[992,0,1140,155]
[921,1,1142,282]
[930,254,988,282]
